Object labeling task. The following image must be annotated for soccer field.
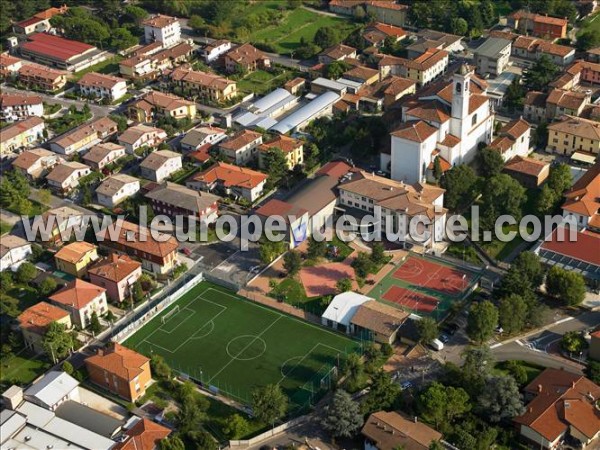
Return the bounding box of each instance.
[125,282,361,408]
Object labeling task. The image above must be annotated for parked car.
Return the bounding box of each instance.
[401,381,413,390]
[440,334,450,344]
[430,338,444,351]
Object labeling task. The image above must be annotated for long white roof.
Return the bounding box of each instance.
[271,91,340,134]
[24,371,78,408]
[321,291,371,326]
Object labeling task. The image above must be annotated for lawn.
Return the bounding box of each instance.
[6,199,46,218]
[446,242,481,265]
[249,7,360,54]
[270,277,330,315]
[125,282,360,411]
[0,220,12,235]
[237,69,295,96]
[70,55,124,81]
[204,396,265,441]
[9,284,40,312]
[495,360,544,386]
[0,350,51,390]
[578,10,600,35]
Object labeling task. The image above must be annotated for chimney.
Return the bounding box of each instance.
[414,416,418,423]
[538,384,542,393]
[572,381,576,389]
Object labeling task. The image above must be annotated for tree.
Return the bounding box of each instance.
[477,375,525,422]
[577,29,600,52]
[263,148,289,189]
[342,352,365,391]
[89,311,102,334]
[352,251,374,279]
[186,430,217,450]
[223,413,250,439]
[124,5,148,25]
[418,382,471,430]
[150,354,172,380]
[440,164,479,210]
[461,346,494,385]
[361,370,401,414]
[523,55,560,91]
[62,361,74,375]
[13,197,33,215]
[498,294,528,334]
[536,184,557,216]
[111,28,138,50]
[432,156,443,181]
[283,250,302,276]
[546,266,586,306]
[43,322,74,362]
[504,76,525,112]
[188,14,206,32]
[307,236,327,260]
[417,317,439,344]
[514,252,545,288]
[38,189,52,206]
[0,293,19,317]
[16,262,37,284]
[178,394,206,434]
[251,384,288,425]
[326,60,350,79]
[0,271,14,293]
[547,163,572,195]
[336,277,353,293]
[322,389,363,438]
[132,281,145,303]
[370,242,386,265]
[477,147,504,178]
[159,436,185,450]
[450,17,468,35]
[561,331,587,353]
[466,300,498,344]
[480,174,526,229]
[585,360,600,384]
[38,277,57,296]
[304,143,320,171]
[104,310,116,323]
[314,26,339,49]
[110,114,128,133]
[259,240,285,264]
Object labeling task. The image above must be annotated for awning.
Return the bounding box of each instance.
[571,152,597,165]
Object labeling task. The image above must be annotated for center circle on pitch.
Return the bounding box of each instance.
[226,335,267,361]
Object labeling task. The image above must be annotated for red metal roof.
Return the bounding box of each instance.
[21,33,95,63]
[541,227,600,267]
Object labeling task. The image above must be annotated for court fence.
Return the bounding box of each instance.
[110,272,205,343]
[228,416,308,448]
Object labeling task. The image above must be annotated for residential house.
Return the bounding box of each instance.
[356,75,416,110]
[82,143,126,170]
[258,135,303,170]
[338,171,446,245]
[139,149,182,182]
[0,93,43,122]
[96,219,179,274]
[386,65,494,184]
[547,89,591,119]
[590,330,600,361]
[514,368,600,449]
[170,67,237,102]
[17,64,67,92]
[362,22,406,48]
[18,302,72,353]
[119,42,193,80]
[46,161,92,195]
[53,241,99,277]
[547,115,600,156]
[0,53,23,78]
[118,125,167,154]
[378,49,449,87]
[0,235,32,271]
[145,182,220,225]
[23,371,80,411]
[587,46,600,63]
[186,161,268,202]
[113,418,171,450]
[406,29,464,58]
[509,11,568,39]
[524,91,548,123]
[32,206,85,246]
[85,343,151,402]
[11,148,63,180]
[128,90,196,122]
[143,14,181,47]
[489,117,531,161]
[362,411,443,450]
[96,174,140,208]
[218,129,263,165]
[88,254,142,303]
[77,72,128,102]
[318,44,358,64]
[0,116,45,154]
[365,1,408,27]
[512,36,575,67]
[350,300,409,344]
[12,5,68,36]
[49,116,118,155]
[343,65,380,85]
[503,156,551,188]
[562,161,600,230]
[180,126,226,152]
[328,0,367,15]
[284,77,306,95]
[199,39,232,63]
[224,43,270,73]
[473,37,512,77]
[49,279,108,329]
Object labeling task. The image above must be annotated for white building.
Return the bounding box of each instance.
[321,292,371,332]
[49,279,108,329]
[218,130,263,165]
[81,142,126,170]
[143,14,181,48]
[473,37,512,77]
[387,65,494,184]
[139,149,182,182]
[489,118,531,162]
[0,235,32,271]
[23,371,80,411]
[180,125,226,152]
[118,124,167,154]
[0,93,43,122]
[95,174,140,208]
[11,148,63,180]
[77,72,128,102]
[200,39,232,63]
[45,162,92,195]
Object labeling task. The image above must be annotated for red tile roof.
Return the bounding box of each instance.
[258,135,302,154]
[562,161,600,218]
[191,162,267,189]
[504,155,548,177]
[86,343,149,381]
[113,418,171,450]
[18,301,70,335]
[50,279,106,310]
[88,254,141,283]
[255,199,308,221]
[391,121,438,143]
[316,161,352,178]
[21,33,95,63]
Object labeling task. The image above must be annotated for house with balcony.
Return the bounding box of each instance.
[218,129,263,165]
[0,235,32,271]
[139,149,182,182]
[53,241,99,277]
[224,43,270,73]
[169,67,237,102]
[49,116,118,155]
[145,182,220,226]
[118,124,167,154]
[95,174,140,208]
[49,279,108,329]
[82,143,127,170]
[77,72,128,102]
[45,161,92,195]
[17,64,67,92]
[12,148,63,180]
[0,93,43,122]
[18,301,72,353]
[88,254,142,303]
[128,90,195,122]
[0,116,45,154]
[142,14,181,47]
[258,135,303,170]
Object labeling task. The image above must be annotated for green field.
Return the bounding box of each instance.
[578,11,600,35]
[125,282,361,409]
[249,7,360,54]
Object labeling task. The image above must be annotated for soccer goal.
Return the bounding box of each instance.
[161,305,180,324]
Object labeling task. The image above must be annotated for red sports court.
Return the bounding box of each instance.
[393,256,472,297]
[382,286,438,313]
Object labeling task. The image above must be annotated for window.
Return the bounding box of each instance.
[471,114,477,126]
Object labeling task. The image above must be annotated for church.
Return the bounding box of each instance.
[382,65,495,184]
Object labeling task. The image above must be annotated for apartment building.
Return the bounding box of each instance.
[95,174,140,208]
[547,115,600,156]
[17,64,67,92]
[562,162,600,230]
[49,116,118,155]
[509,11,568,39]
[474,37,512,77]
[0,93,43,122]
[169,67,237,102]
[145,182,220,225]
[378,49,448,87]
[0,116,45,154]
[77,72,128,101]
[186,162,268,202]
[139,149,182,182]
[224,43,270,73]
[512,36,575,67]
[128,90,196,122]
[88,254,142,303]
[218,129,263,165]
[119,42,193,80]
[49,279,108,329]
[489,118,532,161]
[143,14,181,47]
[199,39,232,63]
[258,135,303,170]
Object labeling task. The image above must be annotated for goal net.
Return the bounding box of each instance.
[161,305,180,324]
